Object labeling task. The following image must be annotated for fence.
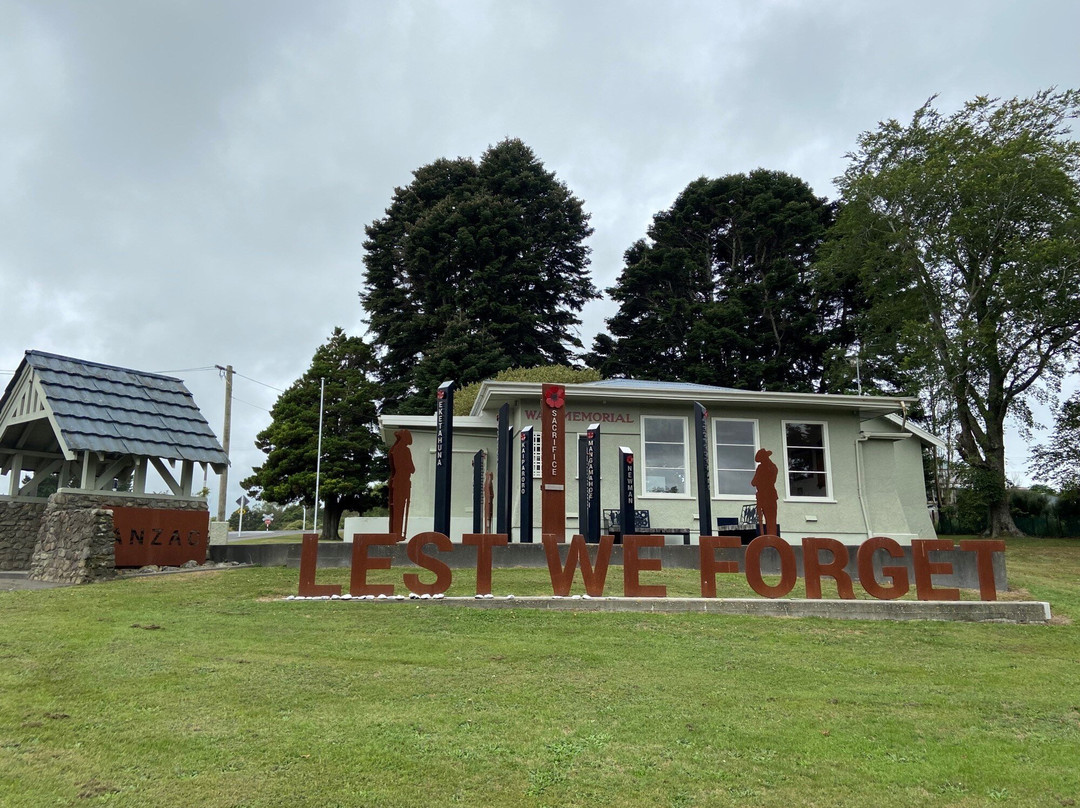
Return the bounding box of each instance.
[937,513,1080,538]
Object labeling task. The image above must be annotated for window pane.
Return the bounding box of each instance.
[717,469,755,496]
[786,422,824,447]
[715,420,754,445]
[789,471,828,497]
[644,418,684,443]
[644,442,684,469]
[645,469,686,494]
[787,447,826,473]
[716,444,755,470]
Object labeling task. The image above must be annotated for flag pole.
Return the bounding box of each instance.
[313,377,325,534]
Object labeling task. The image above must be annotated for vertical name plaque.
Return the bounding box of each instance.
[541,384,566,543]
[471,449,484,534]
[694,402,712,538]
[519,426,534,543]
[496,403,510,536]
[584,424,601,543]
[619,447,635,543]
[577,434,587,536]
[433,380,455,537]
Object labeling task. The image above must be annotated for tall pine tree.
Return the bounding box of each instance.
[242,328,385,540]
[592,170,852,392]
[361,139,596,413]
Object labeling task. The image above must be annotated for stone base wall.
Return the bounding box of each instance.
[0,499,48,570]
[28,492,209,584]
[29,506,116,584]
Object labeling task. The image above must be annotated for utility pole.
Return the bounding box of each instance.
[215,364,233,522]
[313,377,325,535]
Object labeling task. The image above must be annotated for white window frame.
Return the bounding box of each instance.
[532,431,542,479]
[711,417,759,500]
[640,415,691,499]
[781,420,834,501]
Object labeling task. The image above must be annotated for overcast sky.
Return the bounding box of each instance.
[2,0,1078,509]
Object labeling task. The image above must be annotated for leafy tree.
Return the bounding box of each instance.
[361,138,597,413]
[229,505,266,531]
[829,89,1080,536]
[591,170,849,392]
[242,328,385,540]
[453,364,603,416]
[1031,394,1080,494]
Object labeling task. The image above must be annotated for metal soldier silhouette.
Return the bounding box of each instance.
[388,429,415,539]
[484,471,495,533]
[751,447,780,537]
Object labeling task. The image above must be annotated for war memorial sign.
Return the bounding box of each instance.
[298,382,1011,609]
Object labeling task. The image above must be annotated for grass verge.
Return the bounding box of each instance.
[0,538,1077,807]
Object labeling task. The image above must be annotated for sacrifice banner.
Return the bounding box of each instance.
[540,384,566,543]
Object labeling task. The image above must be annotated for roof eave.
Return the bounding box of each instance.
[471,380,915,416]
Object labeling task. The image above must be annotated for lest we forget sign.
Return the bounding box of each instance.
[302,382,1006,603]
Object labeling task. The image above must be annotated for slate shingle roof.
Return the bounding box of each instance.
[1,350,228,467]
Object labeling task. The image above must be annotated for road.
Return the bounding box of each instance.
[227,530,302,542]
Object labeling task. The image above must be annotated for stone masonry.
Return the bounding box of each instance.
[0,499,47,570]
[28,492,209,584]
[29,505,116,584]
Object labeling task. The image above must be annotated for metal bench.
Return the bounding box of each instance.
[716,504,759,545]
[603,509,691,545]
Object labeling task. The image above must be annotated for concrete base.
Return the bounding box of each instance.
[208,521,229,546]
[284,595,1052,624]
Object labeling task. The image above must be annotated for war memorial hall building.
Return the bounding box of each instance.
[353,378,940,545]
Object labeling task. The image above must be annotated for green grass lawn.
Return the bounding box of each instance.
[1,538,1078,807]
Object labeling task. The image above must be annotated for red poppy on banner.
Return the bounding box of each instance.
[545,386,565,409]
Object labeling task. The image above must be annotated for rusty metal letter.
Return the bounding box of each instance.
[404,531,453,596]
[802,537,855,599]
[462,533,508,595]
[298,532,342,597]
[958,539,1005,601]
[349,534,398,597]
[744,534,797,598]
[622,534,666,597]
[912,538,959,601]
[699,535,740,598]
[542,534,614,596]
[856,536,910,599]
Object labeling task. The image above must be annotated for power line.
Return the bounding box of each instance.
[154,365,217,374]
[234,371,285,393]
[233,396,270,413]
[153,365,284,394]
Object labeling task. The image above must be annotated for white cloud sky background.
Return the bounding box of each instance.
[2,0,1078,511]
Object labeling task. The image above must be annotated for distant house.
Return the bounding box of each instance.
[355,378,940,545]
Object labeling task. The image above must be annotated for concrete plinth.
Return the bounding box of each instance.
[288,595,1052,624]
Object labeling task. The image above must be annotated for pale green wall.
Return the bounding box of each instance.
[391,397,936,543]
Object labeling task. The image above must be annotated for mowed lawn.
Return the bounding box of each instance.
[1,539,1078,807]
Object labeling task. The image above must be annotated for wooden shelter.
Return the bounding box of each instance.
[0,351,228,498]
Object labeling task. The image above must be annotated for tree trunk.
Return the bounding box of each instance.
[987,496,1023,538]
[985,445,1024,538]
[322,502,343,541]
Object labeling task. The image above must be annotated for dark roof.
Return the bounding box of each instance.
[2,350,228,467]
